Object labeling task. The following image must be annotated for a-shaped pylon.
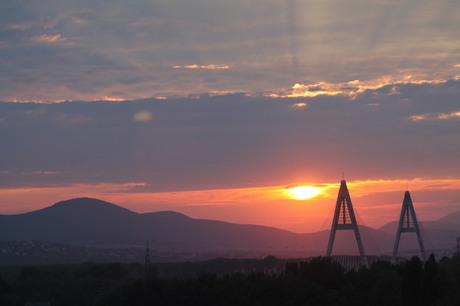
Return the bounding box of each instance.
[326,180,369,268]
[392,191,426,262]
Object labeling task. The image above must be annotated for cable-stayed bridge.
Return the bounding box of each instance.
[323,180,430,269]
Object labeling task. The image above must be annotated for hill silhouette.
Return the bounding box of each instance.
[1,198,458,258]
[378,211,460,252]
[0,198,311,254]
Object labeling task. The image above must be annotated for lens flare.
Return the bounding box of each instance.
[133,111,152,122]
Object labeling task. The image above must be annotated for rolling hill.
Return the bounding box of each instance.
[0,198,312,254]
[1,198,459,261]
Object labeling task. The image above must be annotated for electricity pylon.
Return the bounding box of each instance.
[145,240,151,278]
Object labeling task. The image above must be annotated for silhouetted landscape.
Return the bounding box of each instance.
[2,198,460,305]
[2,0,459,304]
[1,198,459,266]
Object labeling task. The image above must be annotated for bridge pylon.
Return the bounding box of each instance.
[392,190,426,263]
[326,180,369,268]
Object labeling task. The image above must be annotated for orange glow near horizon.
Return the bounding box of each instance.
[1,178,460,233]
[288,186,321,200]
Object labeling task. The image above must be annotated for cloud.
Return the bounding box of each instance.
[1,80,459,194]
[271,77,452,98]
[19,171,60,176]
[1,80,459,231]
[0,0,458,101]
[411,110,460,121]
[292,102,307,108]
[5,23,30,31]
[31,34,67,43]
[173,64,230,69]
[438,111,460,120]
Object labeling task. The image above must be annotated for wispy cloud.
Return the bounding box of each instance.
[292,102,307,108]
[410,110,460,121]
[271,77,450,98]
[173,64,230,70]
[31,34,67,43]
[438,111,460,120]
[19,171,60,176]
[6,23,30,30]
[100,96,126,102]
[0,0,458,101]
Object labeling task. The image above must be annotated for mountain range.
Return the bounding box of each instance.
[1,198,459,259]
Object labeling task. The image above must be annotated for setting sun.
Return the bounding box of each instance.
[288,186,321,200]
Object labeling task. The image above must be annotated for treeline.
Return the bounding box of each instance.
[98,255,459,306]
[2,254,460,305]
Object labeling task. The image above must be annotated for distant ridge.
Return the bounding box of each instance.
[436,210,460,225]
[1,198,459,259]
[26,197,137,217]
[0,198,311,253]
[379,210,460,252]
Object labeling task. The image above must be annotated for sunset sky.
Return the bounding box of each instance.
[1,0,459,233]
